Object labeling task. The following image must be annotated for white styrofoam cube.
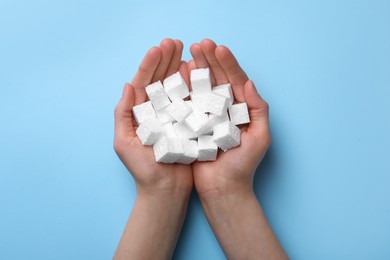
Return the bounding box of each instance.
[155,108,175,124]
[203,112,229,134]
[190,68,212,95]
[184,110,209,135]
[163,72,189,100]
[197,135,218,161]
[165,98,192,122]
[184,99,198,110]
[189,91,196,100]
[173,121,197,139]
[145,81,171,110]
[163,122,177,137]
[201,117,214,135]
[153,137,184,163]
[132,101,156,125]
[185,100,211,134]
[228,103,250,125]
[175,139,198,164]
[212,83,234,106]
[213,120,241,151]
[190,92,209,113]
[204,93,230,116]
[135,118,164,145]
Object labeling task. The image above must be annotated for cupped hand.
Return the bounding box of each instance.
[114,38,193,193]
[189,39,271,196]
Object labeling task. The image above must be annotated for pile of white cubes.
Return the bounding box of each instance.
[133,68,250,164]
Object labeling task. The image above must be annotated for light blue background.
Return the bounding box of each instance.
[1,0,389,259]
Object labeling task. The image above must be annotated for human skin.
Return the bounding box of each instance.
[113,38,193,260]
[189,39,288,260]
[113,38,287,260]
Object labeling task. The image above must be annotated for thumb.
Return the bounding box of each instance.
[114,83,136,140]
[244,80,270,140]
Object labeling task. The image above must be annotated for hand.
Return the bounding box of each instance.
[113,39,194,260]
[189,39,271,197]
[188,39,286,259]
[114,38,193,194]
[113,38,286,260]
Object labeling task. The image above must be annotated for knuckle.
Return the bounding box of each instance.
[114,104,123,118]
[262,101,269,113]
[114,106,118,117]
[113,138,124,154]
[114,104,120,115]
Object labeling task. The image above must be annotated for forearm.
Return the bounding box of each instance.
[200,189,288,260]
[114,188,191,260]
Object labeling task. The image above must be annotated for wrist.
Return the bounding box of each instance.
[135,170,194,197]
[198,184,255,204]
[116,178,192,260]
[136,184,192,203]
[196,184,286,260]
[194,172,254,202]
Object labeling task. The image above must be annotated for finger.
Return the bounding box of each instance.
[186,60,197,92]
[244,80,270,140]
[179,61,191,90]
[187,59,197,72]
[190,43,216,85]
[114,83,137,141]
[215,45,248,102]
[165,39,184,77]
[131,47,162,105]
[151,38,176,82]
[200,39,229,85]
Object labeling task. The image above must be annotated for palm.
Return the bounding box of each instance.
[114,39,192,190]
[188,39,270,195]
[119,137,192,188]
